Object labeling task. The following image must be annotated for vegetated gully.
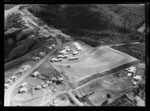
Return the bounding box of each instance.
[4,37,62,106]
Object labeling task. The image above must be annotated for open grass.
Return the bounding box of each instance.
[51,42,138,84]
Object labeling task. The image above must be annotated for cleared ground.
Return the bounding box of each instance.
[73,72,134,106]
[51,42,138,84]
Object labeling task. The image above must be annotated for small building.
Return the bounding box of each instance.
[58,77,64,82]
[5,79,13,84]
[31,71,40,77]
[68,56,79,61]
[133,75,142,81]
[47,46,52,50]
[59,50,67,54]
[42,84,48,88]
[16,69,24,75]
[51,77,57,82]
[18,87,27,93]
[21,82,28,88]
[74,42,82,51]
[35,85,42,90]
[39,52,46,56]
[21,65,31,72]
[46,80,52,85]
[72,51,79,55]
[32,56,40,61]
[125,66,137,74]
[51,44,55,48]
[5,83,10,89]
[10,76,17,81]
[57,55,64,58]
[127,73,133,77]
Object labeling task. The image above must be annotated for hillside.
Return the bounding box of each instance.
[4,4,145,63]
[4,4,71,63]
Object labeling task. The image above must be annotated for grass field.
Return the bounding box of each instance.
[74,72,133,106]
[51,42,138,84]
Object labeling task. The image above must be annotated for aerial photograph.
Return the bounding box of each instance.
[4,4,146,106]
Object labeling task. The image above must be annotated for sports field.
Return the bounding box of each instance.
[51,43,138,84]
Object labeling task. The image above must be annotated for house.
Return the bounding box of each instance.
[21,82,28,88]
[42,84,48,88]
[133,75,142,81]
[49,46,53,50]
[58,77,64,82]
[5,79,13,84]
[32,56,40,61]
[18,87,27,93]
[21,65,31,72]
[16,69,24,75]
[10,76,17,81]
[125,66,137,75]
[35,85,42,90]
[68,56,79,61]
[39,52,46,56]
[72,51,79,55]
[5,83,10,89]
[57,55,64,58]
[31,71,40,77]
[51,77,57,82]
[51,44,55,48]
[127,73,133,77]
[46,80,52,85]
[74,42,82,51]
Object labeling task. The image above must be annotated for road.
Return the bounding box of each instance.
[39,91,84,106]
[104,42,140,47]
[4,38,62,106]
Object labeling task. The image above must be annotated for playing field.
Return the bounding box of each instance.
[51,44,138,84]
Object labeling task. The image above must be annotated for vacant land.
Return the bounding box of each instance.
[51,42,138,84]
[73,72,133,106]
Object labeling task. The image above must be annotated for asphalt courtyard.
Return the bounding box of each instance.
[51,44,138,84]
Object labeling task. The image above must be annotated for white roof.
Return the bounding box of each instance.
[127,73,132,76]
[10,76,16,79]
[37,85,42,88]
[133,82,137,85]
[20,87,27,91]
[133,75,142,80]
[22,65,30,68]
[126,66,136,72]
[42,84,48,87]
[5,83,10,87]
[33,71,40,74]
[74,42,82,50]
[22,82,27,86]
[6,79,13,82]
[51,58,57,60]
[40,52,45,54]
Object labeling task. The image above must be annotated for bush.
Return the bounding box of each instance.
[62,4,118,31]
